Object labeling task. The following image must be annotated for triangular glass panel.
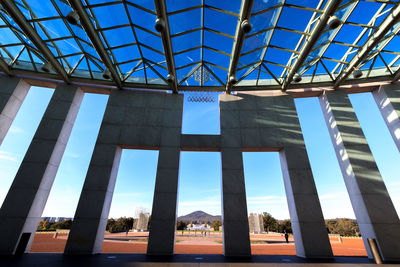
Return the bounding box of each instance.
[263,63,285,79]
[204,64,224,86]
[118,60,141,77]
[63,54,83,71]
[127,62,146,83]
[258,67,280,86]
[29,50,44,64]
[88,58,102,72]
[145,63,167,85]
[176,64,200,84]
[75,56,89,71]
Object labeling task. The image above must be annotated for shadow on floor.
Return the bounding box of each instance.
[0,253,380,266]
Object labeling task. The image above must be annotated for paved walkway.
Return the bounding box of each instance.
[0,253,390,267]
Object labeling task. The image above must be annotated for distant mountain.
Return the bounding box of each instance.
[177,211,221,223]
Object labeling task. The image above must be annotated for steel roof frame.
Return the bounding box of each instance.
[0,0,70,82]
[68,0,122,87]
[0,0,399,92]
[282,0,342,91]
[154,0,178,93]
[226,0,254,92]
[334,3,400,87]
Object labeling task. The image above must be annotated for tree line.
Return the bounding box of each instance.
[37,213,360,236]
[37,219,72,231]
[263,212,360,236]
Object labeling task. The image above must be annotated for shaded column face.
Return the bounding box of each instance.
[219,93,332,258]
[220,148,251,257]
[319,91,400,261]
[65,91,183,255]
[0,83,83,255]
[146,147,180,255]
[0,76,30,146]
[372,84,400,152]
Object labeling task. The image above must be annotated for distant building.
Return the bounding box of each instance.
[248,213,264,234]
[134,208,150,231]
[40,217,72,223]
[186,223,210,231]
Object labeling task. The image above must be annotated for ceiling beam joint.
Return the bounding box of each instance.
[68,0,122,88]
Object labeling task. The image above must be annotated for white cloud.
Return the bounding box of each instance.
[8,126,25,134]
[65,152,81,159]
[0,150,19,163]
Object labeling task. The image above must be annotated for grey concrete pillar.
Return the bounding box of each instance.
[64,144,122,254]
[64,93,123,254]
[0,76,30,145]
[219,93,332,258]
[0,84,83,254]
[319,91,400,261]
[221,148,251,257]
[279,147,333,258]
[65,90,183,255]
[64,90,125,254]
[147,146,180,255]
[372,84,400,152]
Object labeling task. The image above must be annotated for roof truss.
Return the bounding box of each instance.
[68,0,122,87]
[334,3,400,87]
[0,0,70,82]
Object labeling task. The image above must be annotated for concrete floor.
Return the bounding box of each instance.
[0,254,395,267]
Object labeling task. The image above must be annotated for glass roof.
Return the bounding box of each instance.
[0,0,399,91]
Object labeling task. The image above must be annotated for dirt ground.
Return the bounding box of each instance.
[30,232,367,257]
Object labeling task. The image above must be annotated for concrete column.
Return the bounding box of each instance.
[319,91,400,261]
[219,93,332,258]
[279,148,333,258]
[0,84,83,254]
[0,76,30,145]
[66,90,183,255]
[221,148,251,257]
[147,146,180,255]
[64,93,123,254]
[372,84,400,152]
[64,144,122,254]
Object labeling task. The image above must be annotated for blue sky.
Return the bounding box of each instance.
[0,87,399,220]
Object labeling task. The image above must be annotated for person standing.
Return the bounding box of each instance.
[284,232,289,243]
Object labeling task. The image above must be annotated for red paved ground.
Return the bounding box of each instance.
[30,232,367,257]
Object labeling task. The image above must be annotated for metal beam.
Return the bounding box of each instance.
[154,0,178,93]
[335,4,400,87]
[0,58,10,75]
[392,67,400,82]
[282,0,342,91]
[226,0,254,92]
[0,0,70,82]
[68,0,122,88]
